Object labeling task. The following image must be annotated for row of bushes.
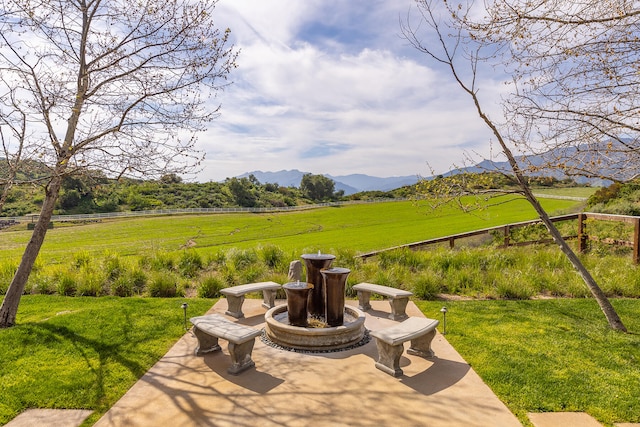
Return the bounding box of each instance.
[0,245,297,299]
[1,241,639,300]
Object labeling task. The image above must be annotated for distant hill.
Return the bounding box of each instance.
[442,145,617,187]
[238,141,633,193]
[237,170,420,195]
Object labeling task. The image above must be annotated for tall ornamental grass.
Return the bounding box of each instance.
[2,241,638,300]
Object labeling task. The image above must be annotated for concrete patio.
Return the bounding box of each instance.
[92,299,521,427]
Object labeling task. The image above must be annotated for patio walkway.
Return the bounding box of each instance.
[92,299,521,427]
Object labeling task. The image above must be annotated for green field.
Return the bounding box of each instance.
[532,187,598,198]
[0,197,580,263]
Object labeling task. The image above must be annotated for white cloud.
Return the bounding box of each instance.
[197,0,504,182]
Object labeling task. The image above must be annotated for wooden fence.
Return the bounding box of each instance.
[358,212,640,264]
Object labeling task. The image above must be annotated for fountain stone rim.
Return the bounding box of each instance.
[264,304,367,352]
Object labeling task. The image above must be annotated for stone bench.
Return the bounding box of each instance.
[352,282,413,321]
[220,281,282,318]
[190,314,262,375]
[370,317,439,377]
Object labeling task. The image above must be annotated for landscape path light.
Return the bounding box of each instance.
[181,302,189,332]
[440,306,448,335]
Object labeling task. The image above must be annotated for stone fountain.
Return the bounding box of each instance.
[264,252,367,351]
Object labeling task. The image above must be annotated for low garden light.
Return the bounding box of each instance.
[440,306,448,335]
[181,302,189,331]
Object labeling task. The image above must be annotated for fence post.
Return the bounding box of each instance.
[634,218,640,265]
[503,225,510,248]
[449,237,455,249]
[577,213,586,253]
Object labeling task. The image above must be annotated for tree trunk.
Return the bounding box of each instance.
[476,110,628,332]
[0,174,63,328]
[456,77,628,331]
[0,182,13,215]
[517,179,627,332]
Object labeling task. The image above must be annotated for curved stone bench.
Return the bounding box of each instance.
[352,282,413,320]
[190,314,262,375]
[370,317,439,377]
[220,281,282,318]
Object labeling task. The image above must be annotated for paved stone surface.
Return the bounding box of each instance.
[5,409,93,427]
[93,299,522,427]
[528,412,603,427]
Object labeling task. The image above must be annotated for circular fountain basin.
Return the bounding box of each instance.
[264,304,366,352]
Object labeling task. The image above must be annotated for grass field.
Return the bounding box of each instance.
[532,187,598,198]
[0,197,580,263]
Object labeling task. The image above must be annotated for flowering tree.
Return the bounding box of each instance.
[461,0,640,182]
[402,0,627,331]
[0,0,237,327]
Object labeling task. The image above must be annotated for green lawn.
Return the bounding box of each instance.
[417,299,640,427]
[0,296,215,426]
[0,197,579,263]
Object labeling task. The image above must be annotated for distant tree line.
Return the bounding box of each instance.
[0,171,411,217]
[0,169,594,218]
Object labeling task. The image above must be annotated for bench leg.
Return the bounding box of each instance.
[227,339,257,375]
[388,297,409,321]
[262,289,277,309]
[407,329,437,358]
[193,327,222,356]
[374,339,405,377]
[225,295,245,319]
[357,290,372,311]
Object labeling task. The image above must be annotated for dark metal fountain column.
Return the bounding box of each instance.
[301,253,335,318]
[283,282,314,327]
[320,267,350,327]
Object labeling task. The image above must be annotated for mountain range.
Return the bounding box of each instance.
[238,144,619,194]
[237,170,420,195]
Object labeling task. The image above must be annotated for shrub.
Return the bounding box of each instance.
[227,248,258,270]
[76,271,106,296]
[367,265,406,289]
[143,251,175,272]
[127,268,148,295]
[29,274,56,295]
[147,273,178,297]
[379,248,425,270]
[495,277,535,299]
[334,247,361,270]
[0,260,18,294]
[111,276,133,297]
[73,251,92,269]
[221,265,238,286]
[206,250,226,268]
[239,265,264,284]
[197,274,225,298]
[259,244,285,269]
[412,271,443,300]
[178,250,203,277]
[56,271,78,296]
[102,252,124,281]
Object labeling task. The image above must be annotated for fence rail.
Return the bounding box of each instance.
[359,212,640,264]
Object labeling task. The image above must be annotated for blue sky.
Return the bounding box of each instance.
[197,0,503,182]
